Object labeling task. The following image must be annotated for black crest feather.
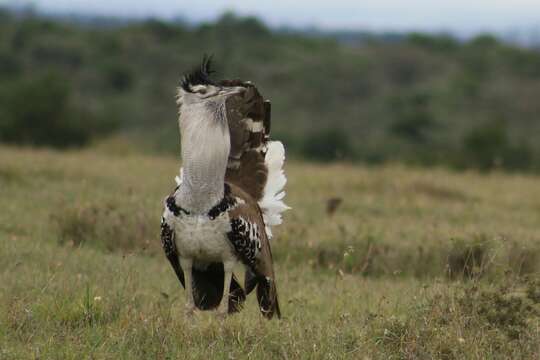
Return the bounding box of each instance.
[180,55,216,92]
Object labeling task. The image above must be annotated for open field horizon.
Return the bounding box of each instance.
[3,9,540,172]
[1,146,539,358]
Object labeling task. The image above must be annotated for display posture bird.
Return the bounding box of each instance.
[160,56,288,319]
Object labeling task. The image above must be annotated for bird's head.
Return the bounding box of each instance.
[176,56,246,175]
[176,56,245,132]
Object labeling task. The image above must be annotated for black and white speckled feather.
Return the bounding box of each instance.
[160,216,185,287]
[227,217,262,268]
[160,217,176,258]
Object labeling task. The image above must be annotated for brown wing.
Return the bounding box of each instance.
[222,80,271,202]
[226,182,281,319]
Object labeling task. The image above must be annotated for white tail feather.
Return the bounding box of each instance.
[259,141,290,239]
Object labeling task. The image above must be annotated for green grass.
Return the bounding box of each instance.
[1,146,539,359]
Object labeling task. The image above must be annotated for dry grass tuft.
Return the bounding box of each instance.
[52,200,159,255]
[366,277,540,359]
[446,235,491,279]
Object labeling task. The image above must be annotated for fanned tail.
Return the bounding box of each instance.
[258,141,290,239]
[223,81,289,239]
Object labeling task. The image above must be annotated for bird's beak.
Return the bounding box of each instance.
[217,86,246,98]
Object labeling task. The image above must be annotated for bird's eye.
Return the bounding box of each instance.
[197,88,207,95]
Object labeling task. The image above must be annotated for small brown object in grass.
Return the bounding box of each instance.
[326,197,343,216]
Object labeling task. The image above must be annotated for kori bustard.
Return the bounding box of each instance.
[160,57,289,318]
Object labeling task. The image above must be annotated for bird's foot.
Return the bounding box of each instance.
[216,306,229,320]
[184,304,196,318]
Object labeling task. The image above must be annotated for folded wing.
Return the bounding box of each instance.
[222,80,289,239]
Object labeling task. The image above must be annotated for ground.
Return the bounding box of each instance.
[0,146,539,359]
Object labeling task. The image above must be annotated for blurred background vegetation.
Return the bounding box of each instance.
[1,8,540,171]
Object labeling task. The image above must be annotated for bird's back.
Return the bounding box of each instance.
[222,80,289,240]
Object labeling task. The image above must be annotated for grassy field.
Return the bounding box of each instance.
[0,146,539,359]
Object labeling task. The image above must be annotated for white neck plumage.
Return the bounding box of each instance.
[175,102,230,214]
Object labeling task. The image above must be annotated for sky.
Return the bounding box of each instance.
[10,0,540,37]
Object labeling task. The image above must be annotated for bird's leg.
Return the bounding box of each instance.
[179,257,195,316]
[217,261,235,317]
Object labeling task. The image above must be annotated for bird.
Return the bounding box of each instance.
[160,56,289,319]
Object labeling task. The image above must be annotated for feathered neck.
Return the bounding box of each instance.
[175,101,230,214]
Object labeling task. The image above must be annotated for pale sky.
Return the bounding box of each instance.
[10,0,540,36]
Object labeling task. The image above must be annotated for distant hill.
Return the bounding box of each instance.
[1,9,539,171]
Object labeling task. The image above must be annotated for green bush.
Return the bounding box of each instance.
[301,128,354,162]
[0,74,89,147]
[0,51,21,78]
[102,62,134,92]
[0,73,118,148]
[143,19,184,41]
[31,43,83,68]
[215,12,270,37]
[1,10,540,172]
[461,122,533,171]
[407,33,459,52]
[389,92,437,143]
